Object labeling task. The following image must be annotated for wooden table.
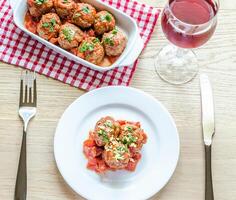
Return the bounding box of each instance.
[0,0,236,199]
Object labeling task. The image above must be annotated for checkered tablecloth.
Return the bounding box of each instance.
[0,0,160,90]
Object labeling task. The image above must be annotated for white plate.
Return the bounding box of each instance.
[54,86,179,200]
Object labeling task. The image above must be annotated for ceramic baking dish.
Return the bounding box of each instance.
[10,0,144,72]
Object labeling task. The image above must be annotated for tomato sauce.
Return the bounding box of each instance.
[83,133,109,173]
[24,12,38,34]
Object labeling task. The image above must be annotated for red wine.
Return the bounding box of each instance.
[162,0,218,48]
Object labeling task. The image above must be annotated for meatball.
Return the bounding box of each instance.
[72,3,96,28]
[77,37,105,65]
[94,11,115,35]
[58,23,84,50]
[37,13,61,41]
[119,123,147,152]
[27,0,54,18]
[93,116,120,146]
[103,140,130,169]
[102,29,127,56]
[54,0,76,19]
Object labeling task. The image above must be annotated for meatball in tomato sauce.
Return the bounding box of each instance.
[92,116,120,146]
[119,123,147,153]
[72,3,96,28]
[102,29,127,56]
[94,11,115,35]
[37,13,61,41]
[54,0,76,19]
[58,23,84,50]
[77,37,105,65]
[27,0,54,18]
[103,140,130,170]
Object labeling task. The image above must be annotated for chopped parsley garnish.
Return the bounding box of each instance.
[105,14,112,22]
[82,6,90,13]
[100,13,112,22]
[79,42,94,52]
[62,0,68,3]
[114,145,128,160]
[103,28,118,46]
[104,120,113,128]
[112,28,118,35]
[62,28,74,42]
[50,19,56,26]
[98,129,109,143]
[122,132,137,146]
[116,146,128,153]
[42,19,57,32]
[73,12,81,18]
[35,0,46,5]
[104,37,114,46]
[126,126,133,132]
[39,31,44,36]
[42,22,49,28]
[92,38,100,43]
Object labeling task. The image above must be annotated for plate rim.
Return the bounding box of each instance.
[54,86,180,200]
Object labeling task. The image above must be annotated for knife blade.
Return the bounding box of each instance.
[200,74,215,146]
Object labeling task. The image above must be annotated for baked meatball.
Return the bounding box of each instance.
[37,13,61,41]
[58,23,84,50]
[54,0,76,19]
[94,11,115,35]
[77,37,105,65]
[27,0,54,18]
[92,116,120,146]
[119,123,147,152]
[72,3,96,28]
[103,140,130,169]
[102,29,127,56]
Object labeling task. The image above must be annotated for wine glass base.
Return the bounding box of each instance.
[155,44,199,85]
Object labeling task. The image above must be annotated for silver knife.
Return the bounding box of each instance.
[200,74,215,200]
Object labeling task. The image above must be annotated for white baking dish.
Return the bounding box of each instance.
[10,0,144,72]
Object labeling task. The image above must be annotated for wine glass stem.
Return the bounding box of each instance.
[155,44,199,85]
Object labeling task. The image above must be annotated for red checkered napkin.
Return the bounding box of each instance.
[0,0,160,90]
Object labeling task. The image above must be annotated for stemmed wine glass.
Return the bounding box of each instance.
[155,0,219,84]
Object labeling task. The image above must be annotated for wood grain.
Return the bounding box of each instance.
[0,0,236,200]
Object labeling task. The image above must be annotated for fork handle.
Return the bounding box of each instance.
[14,129,27,200]
[205,145,214,200]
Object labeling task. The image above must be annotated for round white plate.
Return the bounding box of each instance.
[54,86,179,200]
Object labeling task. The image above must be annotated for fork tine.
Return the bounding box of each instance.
[29,87,32,103]
[24,71,28,103]
[33,72,37,106]
[29,72,33,103]
[19,71,24,106]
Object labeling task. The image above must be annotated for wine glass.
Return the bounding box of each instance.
[155,0,219,84]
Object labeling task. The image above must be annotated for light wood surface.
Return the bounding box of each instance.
[0,0,236,200]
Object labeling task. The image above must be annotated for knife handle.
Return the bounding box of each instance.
[205,145,214,200]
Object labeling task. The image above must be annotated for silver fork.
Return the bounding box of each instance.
[15,71,37,200]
